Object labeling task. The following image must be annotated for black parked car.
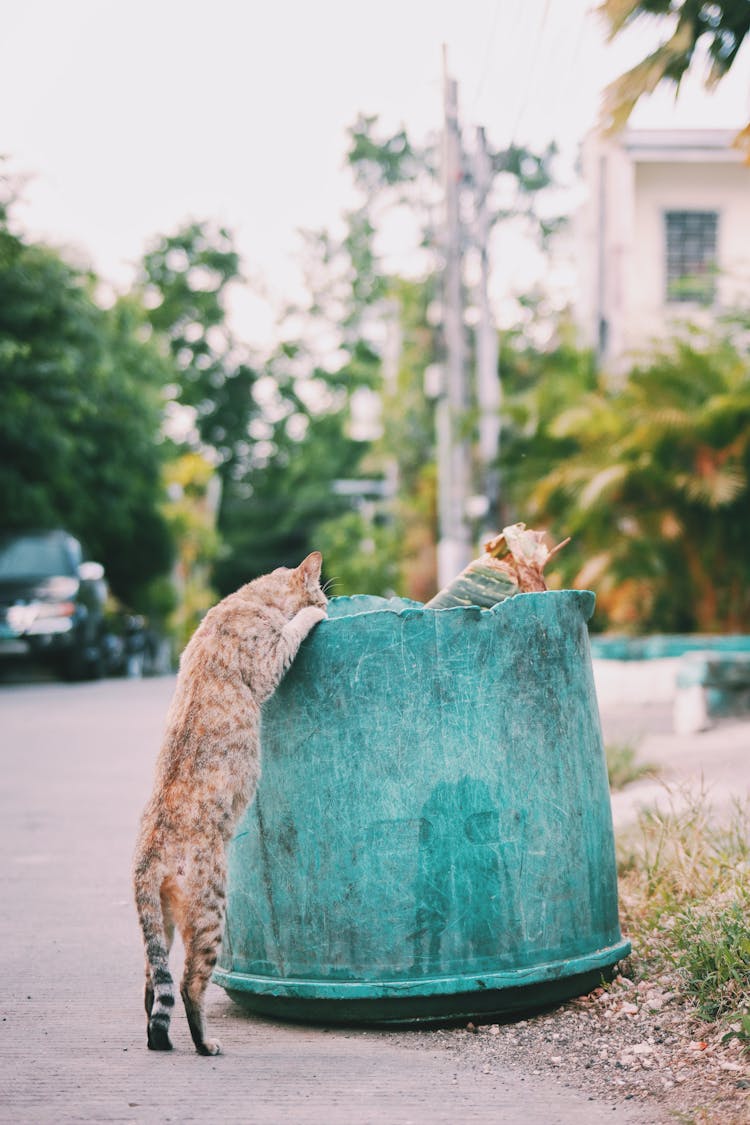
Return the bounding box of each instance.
[0,530,110,680]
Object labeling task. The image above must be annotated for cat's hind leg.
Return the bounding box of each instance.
[144,967,154,1020]
[144,902,175,1020]
[136,866,178,1052]
[180,870,226,1056]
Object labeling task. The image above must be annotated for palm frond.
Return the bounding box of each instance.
[679,466,747,508]
[578,463,630,511]
[600,18,695,134]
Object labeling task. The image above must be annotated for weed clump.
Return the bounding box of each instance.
[605,740,655,791]
[617,788,750,1052]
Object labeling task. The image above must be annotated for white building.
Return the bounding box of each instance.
[576,126,750,370]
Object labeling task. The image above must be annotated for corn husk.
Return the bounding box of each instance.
[425,523,570,610]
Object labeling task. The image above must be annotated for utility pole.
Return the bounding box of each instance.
[473,125,501,534]
[437,46,472,586]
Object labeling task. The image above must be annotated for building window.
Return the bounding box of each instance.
[665,210,718,304]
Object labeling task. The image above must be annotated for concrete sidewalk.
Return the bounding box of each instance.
[593,658,750,830]
[1,677,658,1125]
[606,713,750,831]
[3,663,747,1123]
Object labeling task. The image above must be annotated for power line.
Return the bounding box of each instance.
[509,0,554,144]
[471,0,504,110]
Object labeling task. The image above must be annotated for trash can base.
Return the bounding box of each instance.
[215,939,631,1027]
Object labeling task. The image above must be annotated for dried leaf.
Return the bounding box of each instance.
[426,524,569,609]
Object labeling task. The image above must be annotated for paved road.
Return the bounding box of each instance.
[1,675,656,1124]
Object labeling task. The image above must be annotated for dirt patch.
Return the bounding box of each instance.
[418,973,749,1124]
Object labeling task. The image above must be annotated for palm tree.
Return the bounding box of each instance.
[520,326,750,632]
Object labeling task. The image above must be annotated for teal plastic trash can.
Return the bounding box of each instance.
[213,590,630,1024]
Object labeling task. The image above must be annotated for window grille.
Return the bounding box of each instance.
[665,210,718,303]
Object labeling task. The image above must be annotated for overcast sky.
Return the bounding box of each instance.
[3,1,748,343]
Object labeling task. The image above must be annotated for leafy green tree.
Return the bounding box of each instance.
[163,451,222,647]
[208,122,413,598]
[367,276,440,600]
[138,221,258,466]
[74,296,175,611]
[315,510,401,597]
[0,202,174,611]
[338,115,567,597]
[600,1,750,144]
[214,387,365,593]
[497,316,600,537]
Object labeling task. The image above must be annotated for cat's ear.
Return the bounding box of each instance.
[298,551,323,586]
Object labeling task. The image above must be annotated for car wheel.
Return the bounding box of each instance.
[60,641,103,682]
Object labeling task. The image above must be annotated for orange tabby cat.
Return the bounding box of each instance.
[133,552,327,1055]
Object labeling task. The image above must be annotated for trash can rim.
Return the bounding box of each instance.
[326,588,595,624]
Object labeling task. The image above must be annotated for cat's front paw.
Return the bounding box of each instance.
[297,605,326,632]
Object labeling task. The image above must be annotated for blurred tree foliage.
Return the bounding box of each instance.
[600,0,750,152]
[500,318,750,633]
[138,221,258,467]
[497,316,600,541]
[162,451,222,648]
[137,218,379,598]
[7,103,747,637]
[318,114,564,600]
[0,193,173,612]
[361,276,441,601]
[213,362,366,593]
[298,118,439,599]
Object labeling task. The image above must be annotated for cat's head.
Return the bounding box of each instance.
[261,551,327,616]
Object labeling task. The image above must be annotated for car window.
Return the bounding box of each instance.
[0,536,78,580]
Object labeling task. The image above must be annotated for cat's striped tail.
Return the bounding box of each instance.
[134,861,175,1052]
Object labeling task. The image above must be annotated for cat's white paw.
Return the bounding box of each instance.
[297,605,326,630]
[202,1038,221,1056]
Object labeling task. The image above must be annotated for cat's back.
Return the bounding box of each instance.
[187,586,282,657]
[153,593,254,756]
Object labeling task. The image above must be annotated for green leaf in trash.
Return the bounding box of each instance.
[425,523,570,610]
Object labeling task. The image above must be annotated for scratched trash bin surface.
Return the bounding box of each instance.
[213,590,630,1025]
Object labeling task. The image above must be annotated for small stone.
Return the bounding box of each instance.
[621,1002,639,1016]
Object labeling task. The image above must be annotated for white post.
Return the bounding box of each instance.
[437,46,472,586]
[473,125,501,533]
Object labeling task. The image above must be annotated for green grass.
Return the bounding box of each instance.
[605,739,655,791]
[617,788,750,1051]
